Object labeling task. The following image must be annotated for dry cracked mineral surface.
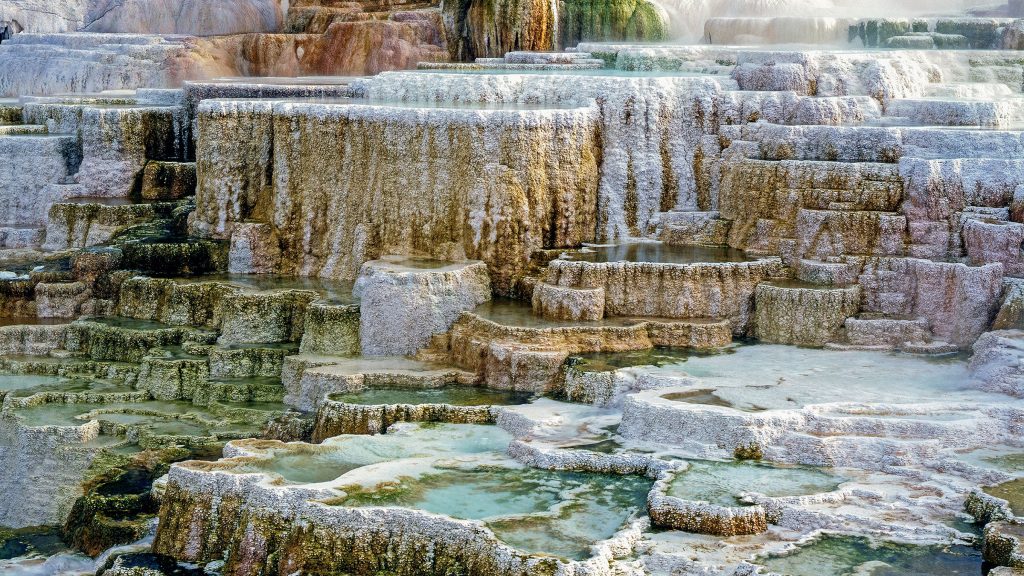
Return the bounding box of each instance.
[7,1,1024,576]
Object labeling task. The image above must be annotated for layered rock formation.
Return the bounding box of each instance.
[190,99,601,294]
[3,2,1024,575]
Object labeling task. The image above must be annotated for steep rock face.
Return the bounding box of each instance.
[859,257,1004,347]
[753,283,861,346]
[442,0,666,60]
[207,16,448,77]
[540,258,787,334]
[191,99,601,294]
[361,72,723,241]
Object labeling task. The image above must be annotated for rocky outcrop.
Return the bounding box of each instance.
[753,283,861,346]
[537,257,787,333]
[190,99,601,294]
[859,258,1003,348]
[355,257,491,356]
[442,311,732,391]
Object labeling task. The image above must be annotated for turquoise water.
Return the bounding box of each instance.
[757,535,981,576]
[337,465,651,560]
[240,423,512,485]
[0,375,64,390]
[668,460,843,506]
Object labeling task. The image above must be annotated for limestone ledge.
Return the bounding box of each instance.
[312,388,500,440]
[355,257,491,356]
[507,439,669,478]
[966,489,1015,525]
[647,465,769,537]
[539,257,787,334]
[189,98,601,295]
[561,363,699,408]
[970,329,1024,397]
[115,276,360,357]
[753,283,861,347]
[619,386,1021,470]
[0,34,229,97]
[283,355,474,412]
[297,300,359,356]
[442,312,732,392]
[154,456,642,576]
[0,411,101,527]
[22,97,189,198]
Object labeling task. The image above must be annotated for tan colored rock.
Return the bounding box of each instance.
[35,281,90,319]
[753,282,861,347]
[191,99,601,294]
[442,312,731,392]
[140,161,196,201]
[206,15,448,77]
[531,282,604,322]
[542,258,787,334]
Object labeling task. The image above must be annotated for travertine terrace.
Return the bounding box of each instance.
[3,0,1024,575]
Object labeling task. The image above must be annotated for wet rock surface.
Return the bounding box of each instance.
[5,2,1024,576]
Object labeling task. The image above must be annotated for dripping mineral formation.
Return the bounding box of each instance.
[2,0,1024,575]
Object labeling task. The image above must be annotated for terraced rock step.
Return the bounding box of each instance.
[5,2,1024,574]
